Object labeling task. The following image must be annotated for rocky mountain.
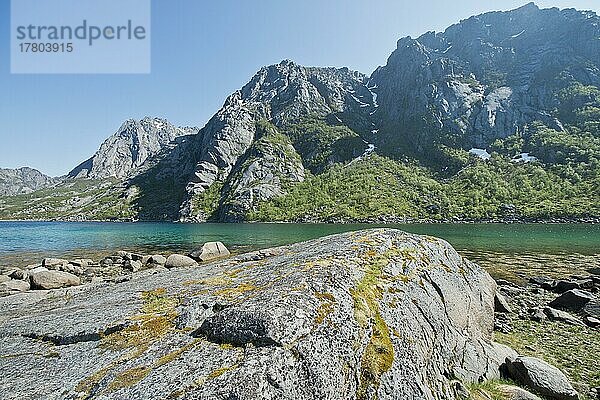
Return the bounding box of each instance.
[68,117,195,180]
[369,2,599,157]
[1,3,599,222]
[0,167,56,196]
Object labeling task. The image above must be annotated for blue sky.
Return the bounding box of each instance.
[1,0,599,176]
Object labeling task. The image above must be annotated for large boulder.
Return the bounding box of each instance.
[164,254,198,268]
[549,290,595,311]
[506,356,579,400]
[0,229,513,399]
[30,271,81,290]
[188,241,231,261]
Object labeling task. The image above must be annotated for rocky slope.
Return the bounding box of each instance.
[177,61,376,221]
[0,229,522,399]
[68,117,195,180]
[0,167,56,196]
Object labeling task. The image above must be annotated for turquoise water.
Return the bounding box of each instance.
[1,222,599,279]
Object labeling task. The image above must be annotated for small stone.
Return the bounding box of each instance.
[71,259,93,267]
[126,260,143,272]
[149,255,167,265]
[530,308,547,322]
[31,271,81,290]
[141,255,151,264]
[0,279,31,294]
[188,242,231,262]
[544,307,585,326]
[554,280,581,293]
[583,316,600,328]
[549,289,595,311]
[497,384,542,400]
[495,292,512,313]
[42,258,68,269]
[165,254,197,268]
[583,299,600,319]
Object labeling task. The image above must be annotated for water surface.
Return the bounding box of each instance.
[1,222,598,281]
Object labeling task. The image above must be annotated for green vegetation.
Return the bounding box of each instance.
[352,246,398,400]
[283,117,365,173]
[249,154,446,221]
[191,181,223,220]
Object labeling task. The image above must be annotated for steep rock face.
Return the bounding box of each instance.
[0,229,512,399]
[179,60,375,220]
[217,122,306,222]
[68,117,192,180]
[370,2,600,153]
[0,167,56,196]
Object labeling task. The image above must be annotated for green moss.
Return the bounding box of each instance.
[467,379,515,400]
[351,248,398,400]
[101,288,178,353]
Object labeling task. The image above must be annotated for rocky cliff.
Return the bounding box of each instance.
[68,117,195,180]
[0,167,56,196]
[0,229,518,399]
[369,2,599,155]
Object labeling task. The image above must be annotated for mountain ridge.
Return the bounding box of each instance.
[1,3,599,222]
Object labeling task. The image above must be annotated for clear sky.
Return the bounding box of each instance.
[1,0,599,176]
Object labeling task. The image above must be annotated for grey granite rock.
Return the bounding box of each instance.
[164,254,198,269]
[549,289,595,311]
[30,270,81,290]
[0,229,514,399]
[68,117,189,180]
[188,242,231,262]
[506,356,579,400]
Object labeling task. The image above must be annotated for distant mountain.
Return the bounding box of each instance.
[0,167,56,196]
[1,3,599,222]
[68,117,195,180]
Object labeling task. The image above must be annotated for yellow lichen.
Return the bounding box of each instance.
[351,247,397,400]
[107,366,151,392]
[215,282,259,299]
[314,292,336,325]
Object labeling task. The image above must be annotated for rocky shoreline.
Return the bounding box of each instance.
[0,229,597,399]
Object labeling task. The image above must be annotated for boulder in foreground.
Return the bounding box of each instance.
[188,241,231,261]
[506,356,579,400]
[164,254,197,268]
[0,229,517,399]
[30,270,81,290]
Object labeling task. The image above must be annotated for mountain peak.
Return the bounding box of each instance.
[68,117,188,180]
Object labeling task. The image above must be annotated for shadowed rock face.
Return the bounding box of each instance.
[0,229,512,399]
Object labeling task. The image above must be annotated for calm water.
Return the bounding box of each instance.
[1,222,599,281]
